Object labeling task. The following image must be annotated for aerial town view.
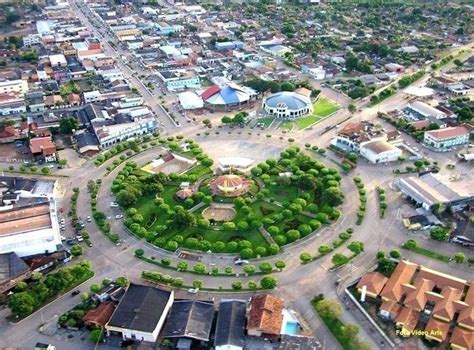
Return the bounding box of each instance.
[0,0,472,349]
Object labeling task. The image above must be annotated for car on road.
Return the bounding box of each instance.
[234,259,249,265]
[115,214,123,220]
[71,290,80,297]
[110,202,119,207]
[87,216,92,222]
[187,288,199,294]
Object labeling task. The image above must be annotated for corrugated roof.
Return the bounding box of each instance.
[201,85,220,100]
[161,300,214,341]
[214,300,247,347]
[107,284,172,332]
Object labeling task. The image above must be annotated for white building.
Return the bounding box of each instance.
[99,68,124,82]
[0,177,61,258]
[0,79,29,95]
[409,101,446,120]
[217,157,254,174]
[83,90,102,104]
[23,34,42,47]
[360,140,402,164]
[423,126,470,151]
[396,173,474,212]
[49,54,67,67]
[178,91,204,110]
[106,284,174,342]
[262,91,312,119]
[307,66,326,80]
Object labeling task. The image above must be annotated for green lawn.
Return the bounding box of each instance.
[313,97,339,117]
[257,117,276,128]
[280,120,295,131]
[279,97,339,130]
[404,245,451,263]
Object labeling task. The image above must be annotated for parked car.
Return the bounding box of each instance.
[115,214,123,220]
[87,216,92,222]
[187,288,199,294]
[71,290,80,297]
[110,202,119,208]
[76,236,84,242]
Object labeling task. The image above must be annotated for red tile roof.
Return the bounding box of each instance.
[84,302,115,328]
[247,294,284,336]
[426,126,469,140]
[380,261,418,302]
[404,278,435,311]
[395,306,419,332]
[424,318,449,341]
[457,282,474,329]
[29,136,56,156]
[450,327,474,349]
[433,286,463,321]
[356,272,388,296]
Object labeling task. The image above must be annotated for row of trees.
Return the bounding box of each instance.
[8,261,93,318]
[142,270,277,290]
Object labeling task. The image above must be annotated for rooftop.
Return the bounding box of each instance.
[214,300,247,348]
[264,91,311,110]
[106,284,172,333]
[162,300,214,341]
[247,294,284,336]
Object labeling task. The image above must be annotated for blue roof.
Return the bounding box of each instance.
[265,92,310,110]
[220,86,240,104]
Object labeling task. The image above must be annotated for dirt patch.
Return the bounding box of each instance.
[202,204,236,222]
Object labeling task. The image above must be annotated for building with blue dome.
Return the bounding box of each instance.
[262,91,313,119]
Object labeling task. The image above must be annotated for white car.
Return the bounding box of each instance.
[110,202,119,208]
[76,236,84,242]
[115,214,123,220]
[87,216,92,222]
[187,288,199,294]
[60,236,66,241]
[234,259,249,265]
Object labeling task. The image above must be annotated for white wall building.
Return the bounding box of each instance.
[49,54,67,67]
[0,79,29,95]
[106,284,174,343]
[360,140,402,164]
[262,91,312,119]
[423,126,470,151]
[83,90,102,103]
[0,177,61,258]
[409,101,446,120]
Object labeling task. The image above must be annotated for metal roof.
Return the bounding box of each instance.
[264,92,311,110]
[214,300,247,347]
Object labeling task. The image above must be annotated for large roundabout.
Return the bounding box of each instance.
[109,137,345,259]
